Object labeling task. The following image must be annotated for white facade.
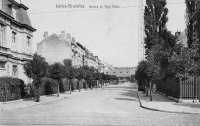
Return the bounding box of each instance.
[105,67,136,78]
[72,41,85,68]
[0,0,35,84]
[37,32,72,65]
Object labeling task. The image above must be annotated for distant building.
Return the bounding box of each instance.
[175,30,187,47]
[37,31,72,65]
[71,41,85,68]
[105,67,136,80]
[37,31,104,72]
[103,61,114,73]
[0,0,36,83]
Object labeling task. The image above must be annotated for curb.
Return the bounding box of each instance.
[1,99,23,105]
[17,96,67,109]
[137,91,200,115]
[3,88,103,110]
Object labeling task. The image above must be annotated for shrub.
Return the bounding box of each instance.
[0,77,24,102]
[23,83,35,99]
[41,78,57,95]
[61,78,70,92]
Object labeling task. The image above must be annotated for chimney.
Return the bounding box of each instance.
[60,31,65,39]
[175,31,181,38]
[43,31,48,39]
[66,33,71,39]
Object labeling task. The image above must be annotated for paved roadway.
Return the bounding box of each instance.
[0,82,200,126]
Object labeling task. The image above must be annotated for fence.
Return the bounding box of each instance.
[156,76,200,101]
[179,76,198,100]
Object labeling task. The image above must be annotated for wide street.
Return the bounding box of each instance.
[0,82,200,126]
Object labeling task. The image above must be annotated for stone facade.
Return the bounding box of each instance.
[0,0,36,84]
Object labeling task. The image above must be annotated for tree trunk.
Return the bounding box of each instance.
[35,85,40,102]
[150,81,152,101]
[91,81,93,90]
[57,80,60,97]
[146,87,148,96]
[70,79,72,95]
[4,85,7,102]
[78,80,80,92]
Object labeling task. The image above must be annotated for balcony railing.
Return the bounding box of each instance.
[0,46,11,56]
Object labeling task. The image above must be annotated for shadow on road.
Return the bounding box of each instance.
[114,98,138,101]
[120,89,138,98]
[106,83,139,100]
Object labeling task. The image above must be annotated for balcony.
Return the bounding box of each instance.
[0,46,11,56]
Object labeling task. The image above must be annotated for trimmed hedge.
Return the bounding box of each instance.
[60,78,70,92]
[0,77,25,102]
[156,77,180,98]
[40,78,58,95]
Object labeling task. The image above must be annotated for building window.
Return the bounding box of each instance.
[0,24,5,46]
[12,65,18,77]
[12,7,17,19]
[0,61,6,68]
[0,0,2,10]
[27,36,31,47]
[12,31,16,43]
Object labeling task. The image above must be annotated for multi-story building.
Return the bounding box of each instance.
[71,41,85,68]
[0,0,36,83]
[103,61,114,74]
[37,31,72,65]
[38,31,108,72]
[105,67,136,80]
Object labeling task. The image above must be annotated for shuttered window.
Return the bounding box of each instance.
[0,24,5,46]
[0,61,6,68]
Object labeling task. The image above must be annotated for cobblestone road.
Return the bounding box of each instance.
[0,83,200,126]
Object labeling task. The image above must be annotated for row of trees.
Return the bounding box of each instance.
[24,53,117,102]
[135,0,200,101]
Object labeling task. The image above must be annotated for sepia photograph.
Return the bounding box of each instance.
[0,0,200,125]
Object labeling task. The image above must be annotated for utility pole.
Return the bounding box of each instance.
[138,0,145,61]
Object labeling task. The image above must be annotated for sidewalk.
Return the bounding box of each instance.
[0,88,101,111]
[138,91,200,114]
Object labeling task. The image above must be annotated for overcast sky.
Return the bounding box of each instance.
[19,0,186,67]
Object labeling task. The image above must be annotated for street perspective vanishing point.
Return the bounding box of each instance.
[0,0,200,126]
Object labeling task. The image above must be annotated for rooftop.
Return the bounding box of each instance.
[0,0,35,31]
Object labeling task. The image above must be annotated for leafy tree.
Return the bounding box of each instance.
[144,0,168,54]
[69,67,78,93]
[63,59,72,67]
[135,61,147,89]
[146,47,161,101]
[48,63,65,97]
[170,44,200,77]
[24,53,48,102]
[63,59,77,94]
[185,0,196,48]
[77,67,87,80]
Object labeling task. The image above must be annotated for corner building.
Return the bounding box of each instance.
[0,0,36,84]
